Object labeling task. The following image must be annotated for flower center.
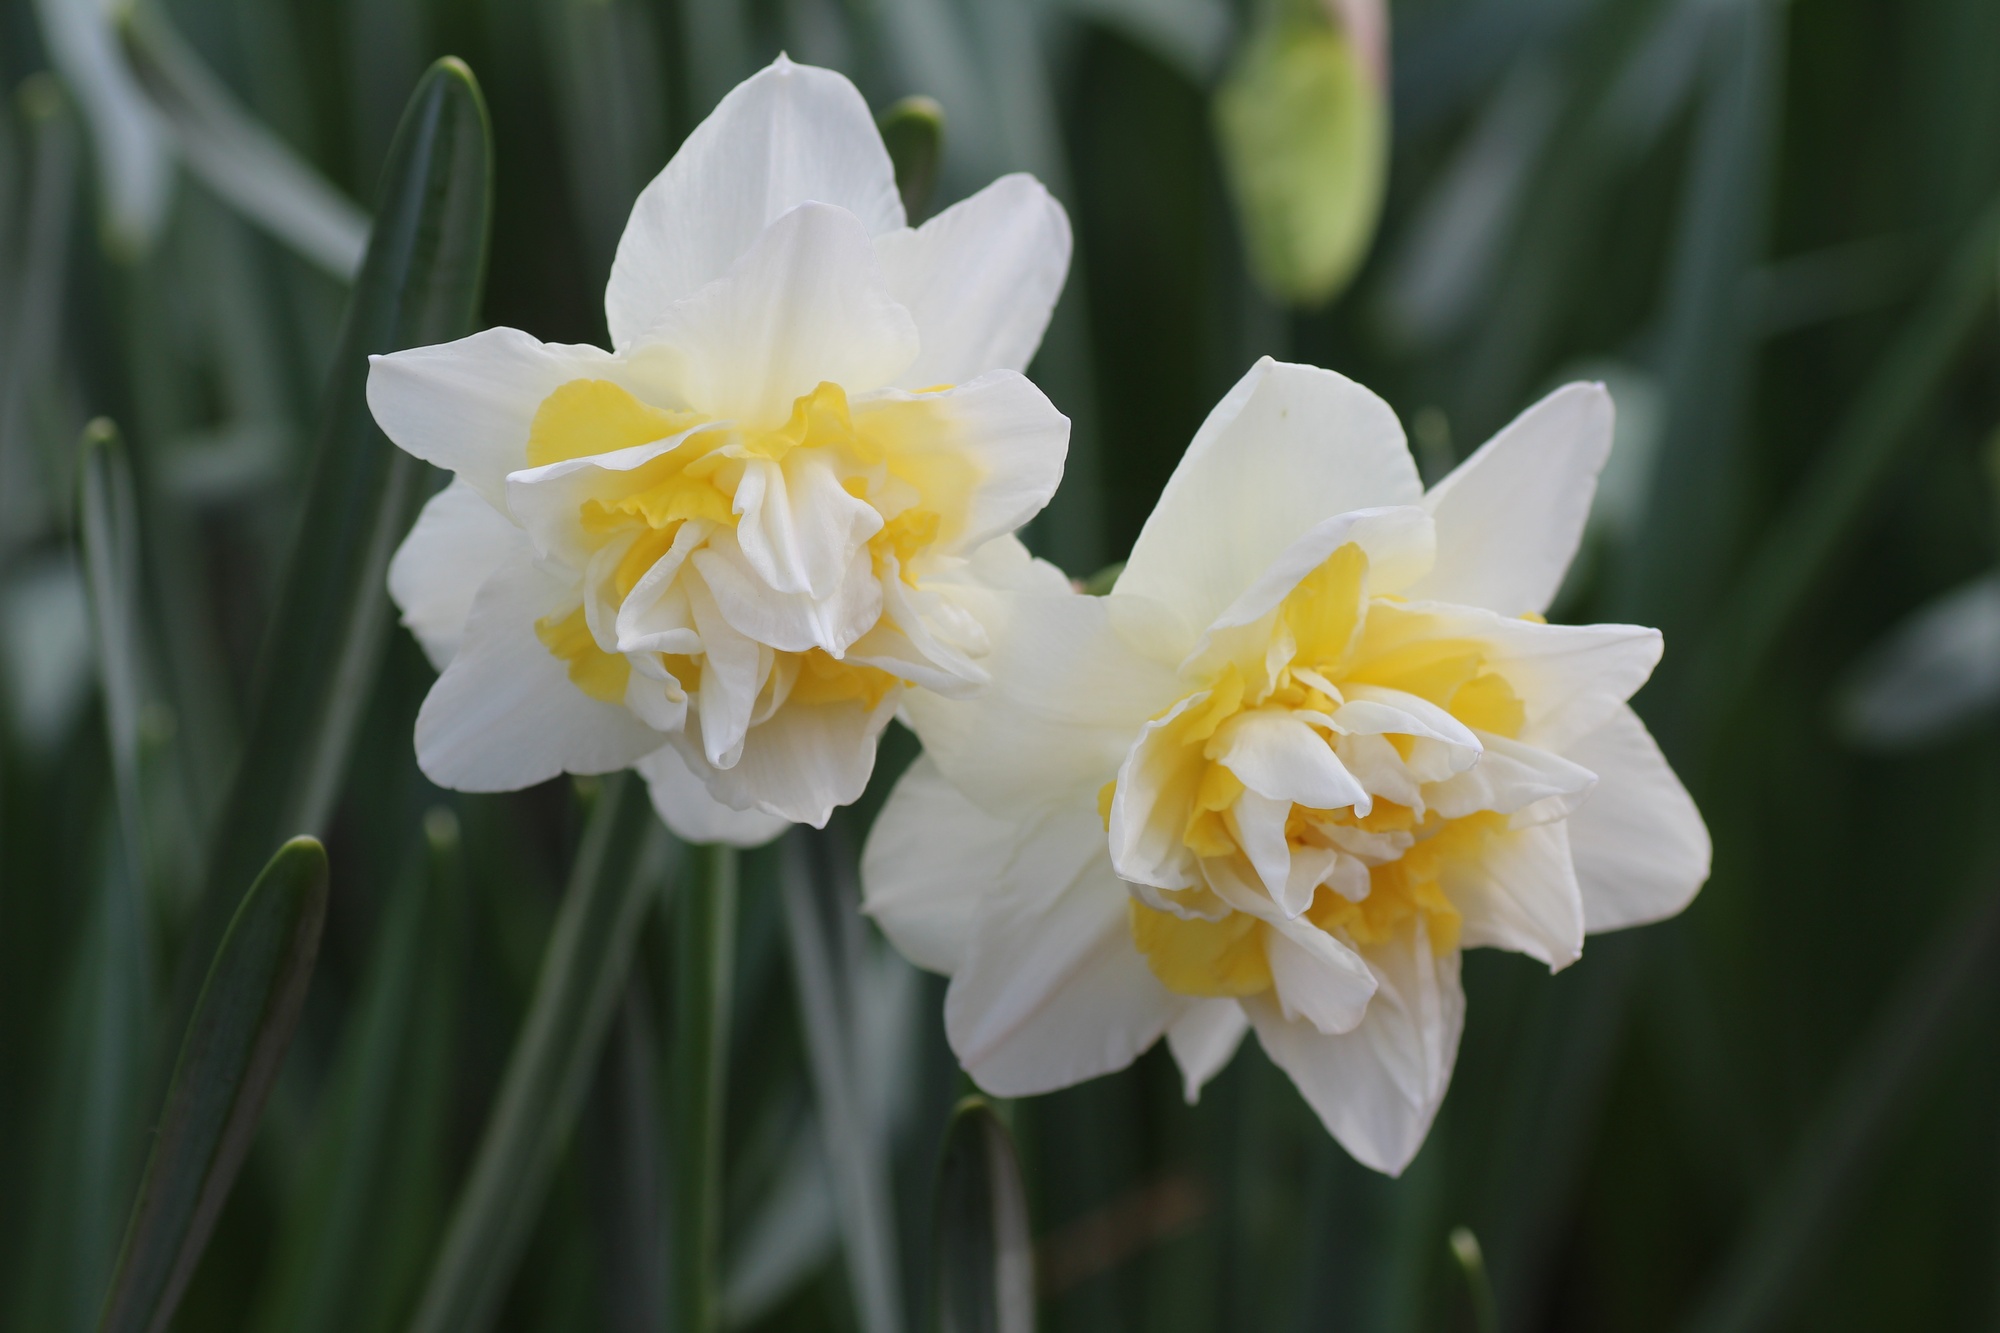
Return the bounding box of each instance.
[1116,541,1532,996]
[523,377,970,711]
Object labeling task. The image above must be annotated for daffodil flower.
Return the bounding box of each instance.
[370,57,1072,840]
[862,358,1709,1174]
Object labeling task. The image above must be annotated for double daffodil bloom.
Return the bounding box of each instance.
[370,57,1071,840]
[863,358,1709,1173]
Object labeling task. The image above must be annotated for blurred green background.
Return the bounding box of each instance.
[4,0,2000,1330]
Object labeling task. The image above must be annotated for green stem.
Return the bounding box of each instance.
[672,843,737,1333]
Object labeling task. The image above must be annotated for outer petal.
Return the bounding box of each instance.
[1249,923,1465,1176]
[856,371,1070,556]
[1117,358,1422,633]
[874,174,1072,388]
[861,755,1022,975]
[1166,1000,1251,1103]
[945,821,1182,1095]
[388,479,524,671]
[1406,382,1613,616]
[902,589,1188,820]
[639,202,919,427]
[1446,819,1585,970]
[1564,704,1710,933]
[414,549,665,791]
[606,56,904,349]
[636,743,788,847]
[367,328,623,509]
[689,689,902,827]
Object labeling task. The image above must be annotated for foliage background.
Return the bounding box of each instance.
[3,0,2000,1329]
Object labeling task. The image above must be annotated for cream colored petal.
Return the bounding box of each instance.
[1166,1000,1251,1104]
[1407,382,1613,616]
[367,328,623,509]
[636,202,918,427]
[1265,920,1379,1035]
[1106,692,1209,894]
[635,743,787,847]
[1118,358,1422,632]
[904,589,1187,820]
[685,575,769,769]
[413,548,664,791]
[1248,923,1464,1176]
[1446,819,1585,970]
[861,755,1023,975]
[874,173,1071,388]
[734,451,882,599]
[388,479,524,671]
[691,689,901,828]
[692,531,881,658]
[1426,731,1597,824]
[1565,704,1710,933]
[945,830,1182,1096]
[606,56,904,349]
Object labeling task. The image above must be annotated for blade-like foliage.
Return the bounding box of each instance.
[932,1098,1034,1333]
[96,837,330,1333]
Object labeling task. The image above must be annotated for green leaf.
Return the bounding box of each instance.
[117,5,371,279]
[1677,884,2000,1333]
[1213,0,1387,307]
[878,96,945,222]
[97,836,331,1333]
[781,831,905,1333]
[166,56,491,1067]
[77,419,150,907]
[407,774,670,1333]
[1448,1227,1498,1333]
[932,1097,1034,1333]
[672,841,740,1333]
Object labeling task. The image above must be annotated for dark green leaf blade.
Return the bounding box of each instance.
[932,1097,1034,1333]
[406,773,670,1333]
[878,95,944,222]
[97,837,331,1333]
[168,56,492,1060]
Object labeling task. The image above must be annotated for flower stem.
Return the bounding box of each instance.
[671,842,737,1333]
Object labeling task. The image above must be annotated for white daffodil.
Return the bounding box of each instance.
[370,56,1072,841]
[862,357,1709,1174]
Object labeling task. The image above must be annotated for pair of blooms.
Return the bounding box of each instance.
[370,57,1709,1174]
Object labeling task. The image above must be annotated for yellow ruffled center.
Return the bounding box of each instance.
[527,378,970,709]
[1122,542,1529,997]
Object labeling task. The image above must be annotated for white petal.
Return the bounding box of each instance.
[1166,1000,1250,1104]
[606,56,904,349]
[367,328,623,508]
[1564,704,1710,933]
[904,589,1188,819]
[1370,601,1663,751]
[1249,924,1464,1176]
[1426,732,1597,824]
[1265,920,1379,1035]
[945,831,1181,1096]
[733,452,883,598]
[1447,820,1585,970]
[1118,358,1423,632]
[635,744,787,847]
[693,530,881,657]
[389,479,524,671]
[1106,692,1209,893]
[1180,506,1435,682]
[1332,684,1482,751]
[855,371,1070,555]
[1407,382,1613,616]
[639,202,918,426]
[692,689,901,827]
[504,426,708,573]
[861,755,1022,975]
[1216,709,1370,810]
[685,577,769,768]
[414,549,664,791]
[874,173,1072,388]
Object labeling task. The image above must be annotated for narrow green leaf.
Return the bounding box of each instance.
[167,56,491,1065]
[407,774,670,1333]
[97,837,331,1333]
[1678,883,2000,1333]
[117,6,371,279]
[932,1097,1034,1333]
[77,419,150,908]
[249,810,460,1333]
[878,96,945,222]
[1696,197,2000,724]
[781,830,905,1333]
[672,841,739,1333]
